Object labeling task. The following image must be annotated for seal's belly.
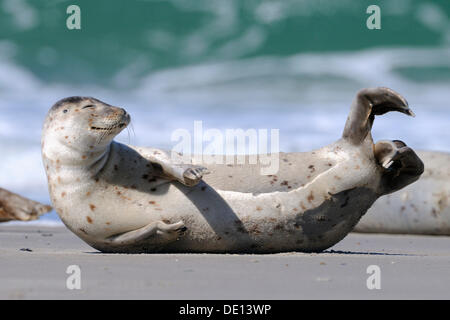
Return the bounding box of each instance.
[51,143,375,251]
[51,140,379,252]
[61,172,377,252]
[162,184,378,252]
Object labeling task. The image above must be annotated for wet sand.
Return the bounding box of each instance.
[1,225,449,299]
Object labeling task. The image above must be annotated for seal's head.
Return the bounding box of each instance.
[42,97,130,155]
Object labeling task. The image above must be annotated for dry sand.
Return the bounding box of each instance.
[0,225,449,299]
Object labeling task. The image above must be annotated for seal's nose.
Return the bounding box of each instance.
[119,107,131,125]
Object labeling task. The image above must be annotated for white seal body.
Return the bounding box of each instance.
[49,139,379,253]
[42,89,424,253]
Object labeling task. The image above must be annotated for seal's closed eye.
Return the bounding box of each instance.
[82,105,95,109]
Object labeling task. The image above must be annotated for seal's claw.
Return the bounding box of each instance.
[176,226,188,239]
[182,166,208,186]
[178,226,188,233]
[374,140,405,169]
[405,108,416,117]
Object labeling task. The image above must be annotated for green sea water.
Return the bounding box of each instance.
[1,0,449,87]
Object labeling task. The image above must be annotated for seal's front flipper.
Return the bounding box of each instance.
[160,163,209,186]
[106,220,186,246]
[342,87,415,145]
[140,148,208,187]
[375,140,424,195]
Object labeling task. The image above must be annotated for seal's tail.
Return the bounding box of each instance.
[342,87,414,145]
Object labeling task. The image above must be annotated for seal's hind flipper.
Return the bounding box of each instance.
[106,220,186,246]
[342,87,414,145]
[375,140,424,194]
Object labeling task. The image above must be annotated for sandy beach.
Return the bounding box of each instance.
[1,224,449,300]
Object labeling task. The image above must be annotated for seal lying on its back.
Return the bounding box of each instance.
[42,88,424,253]
[355,151,449,235]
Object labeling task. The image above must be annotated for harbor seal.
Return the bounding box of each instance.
[42,88,424,253]
[0,188,52,222]
[355,151,449,235]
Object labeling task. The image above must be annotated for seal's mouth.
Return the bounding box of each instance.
[90,123,127,131]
